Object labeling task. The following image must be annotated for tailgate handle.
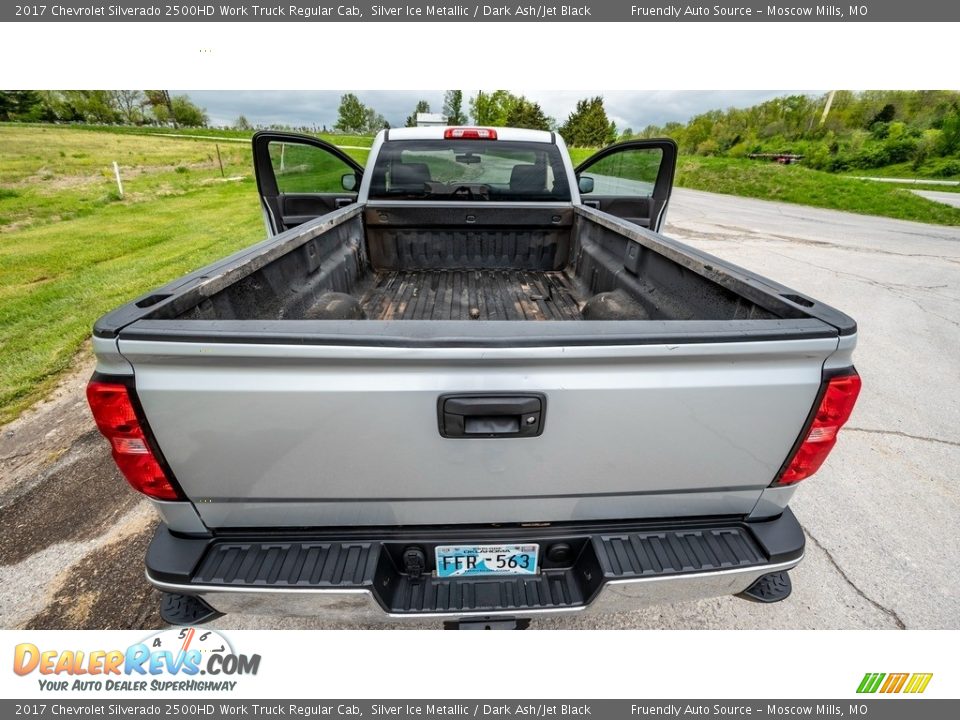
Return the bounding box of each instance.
[439,394,545,439]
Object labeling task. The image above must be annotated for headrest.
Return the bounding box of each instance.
[391,162,431,190]
[510,164,545,192]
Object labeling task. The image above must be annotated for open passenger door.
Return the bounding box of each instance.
[253,131,365,235]
[575,139,677,233]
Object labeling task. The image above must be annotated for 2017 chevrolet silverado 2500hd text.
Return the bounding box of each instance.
[87,127,860,627]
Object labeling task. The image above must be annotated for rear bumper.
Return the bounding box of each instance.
[145,509,805,622]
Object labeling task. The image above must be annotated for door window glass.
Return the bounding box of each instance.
[268,140,356,193]
[580,148,663,196]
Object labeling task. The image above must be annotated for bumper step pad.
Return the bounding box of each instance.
[738,570,793,603]
[148,513,801,616]
[159,592,223,625]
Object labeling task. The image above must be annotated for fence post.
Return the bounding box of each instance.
[112,161,123,197]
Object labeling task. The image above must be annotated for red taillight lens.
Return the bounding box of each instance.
[86,381,181,501]
[444,127,497,140]
[775,371,862,485]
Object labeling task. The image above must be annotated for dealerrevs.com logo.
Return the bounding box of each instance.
[13,629,260,692]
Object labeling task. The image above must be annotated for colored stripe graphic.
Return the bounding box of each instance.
[904,673,934,694]
[857,673,885,693]
[857,672,932,694]
[880,673,909,693]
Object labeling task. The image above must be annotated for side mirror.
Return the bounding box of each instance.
[341,173,359,192]
[578,175,595,194]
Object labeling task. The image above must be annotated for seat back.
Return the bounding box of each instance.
[390,162,431,192]
[510,164,546,193]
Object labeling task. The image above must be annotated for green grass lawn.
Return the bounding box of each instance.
[838,160,960,181]
[0,127,262,423]
[907,183,960,193]
[569,149,960,223]
[1,124,958,425]
[59,123,376,148]
[673,157,960,225]
[0,180,265,425]
[0,124,372,423]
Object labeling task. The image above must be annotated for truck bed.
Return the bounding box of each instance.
[360,269,584,321]
[148,204,836,327]
[92,203,857,530]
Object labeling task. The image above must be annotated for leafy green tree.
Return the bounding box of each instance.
[170,95,208,127]
[469,90,521,126]
[334,93,369,133]
[504,97,552,131]
[114,90,145,124]
[234,115,252,130]
[558,96,617,147]
[939,104,960,156]
[364,106,389,133]
[144,90,176,126]
[869,103,897,127]
[0,91,44,121]
[405,100,431,128]
[443,90,467,125]
[63,91,120,123]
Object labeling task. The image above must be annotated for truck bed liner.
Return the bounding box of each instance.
[360,269,584,321]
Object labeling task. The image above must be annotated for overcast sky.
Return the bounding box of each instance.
[174,90,823,131]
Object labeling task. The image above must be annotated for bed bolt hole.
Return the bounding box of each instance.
[547,543,574,563]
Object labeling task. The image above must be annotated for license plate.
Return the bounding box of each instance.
[435,544,539,578]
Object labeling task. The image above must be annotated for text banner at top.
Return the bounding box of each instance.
[4,1,960,23]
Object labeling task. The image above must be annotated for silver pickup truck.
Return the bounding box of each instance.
[87,126,860,628]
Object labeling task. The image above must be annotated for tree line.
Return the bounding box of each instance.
[0,90,208,127]
[1,88,620,148]
[628,90,960,176]
[8,89,954,175]
[335,90,617,147]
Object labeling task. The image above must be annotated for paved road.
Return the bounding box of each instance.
[912,189,960,208]
[851,176,960,186]
[2,188,958,630]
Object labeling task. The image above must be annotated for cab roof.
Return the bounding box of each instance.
[381,126,555,143]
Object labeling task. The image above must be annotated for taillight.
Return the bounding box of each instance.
[86,381,181,501]
[774,370,862,485]
[444,127,497,140]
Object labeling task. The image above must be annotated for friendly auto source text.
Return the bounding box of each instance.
[631,5,852,16]
[630,5,867,18]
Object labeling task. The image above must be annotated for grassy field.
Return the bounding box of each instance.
[673,157,960,224]
[568,148,960,223]
[2,124,959,424]
[838,160,960,180]
[0,127,253,423]
[55,123,376,148]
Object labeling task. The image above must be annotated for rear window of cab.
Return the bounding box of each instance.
[368,140,571,201]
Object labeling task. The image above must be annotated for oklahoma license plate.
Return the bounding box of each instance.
[435,544,539,578]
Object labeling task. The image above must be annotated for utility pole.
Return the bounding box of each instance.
[820,90,836,125]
